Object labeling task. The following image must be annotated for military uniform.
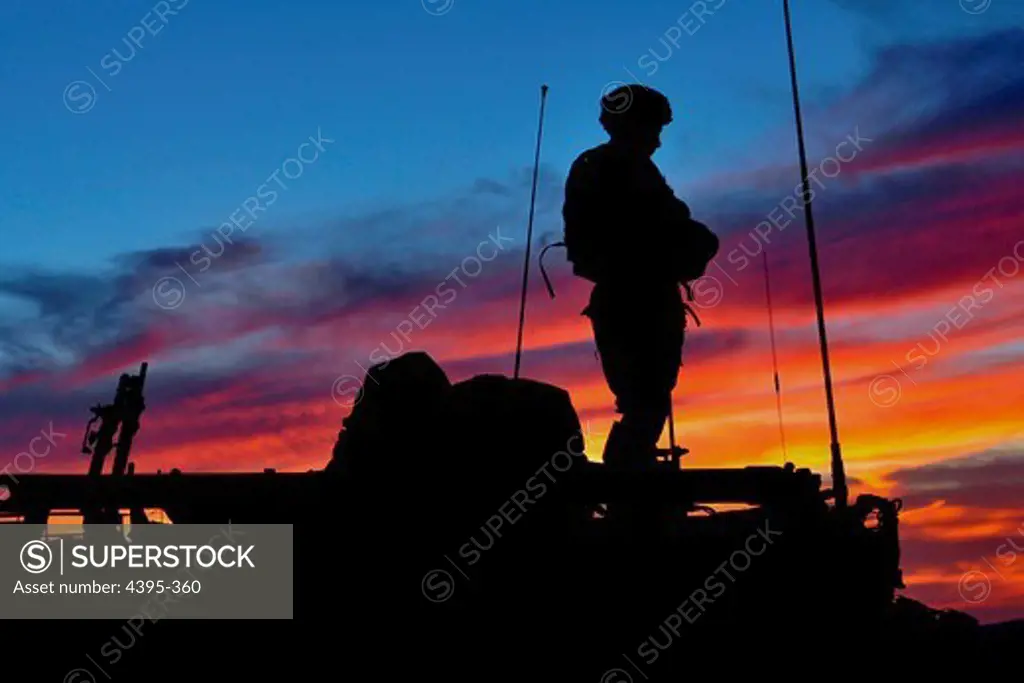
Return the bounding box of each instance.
[563,141,693,468]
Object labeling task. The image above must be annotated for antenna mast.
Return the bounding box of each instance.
[513,84,549,379]
[783,0,847,508]
[763,252,788,462]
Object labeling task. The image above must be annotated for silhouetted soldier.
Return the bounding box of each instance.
[562,84,716,470]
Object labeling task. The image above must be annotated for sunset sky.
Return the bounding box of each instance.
[1,0,1023,623]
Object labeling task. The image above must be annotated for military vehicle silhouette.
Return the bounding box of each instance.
[2,354,1019,678]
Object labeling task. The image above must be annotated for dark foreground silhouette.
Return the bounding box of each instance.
[2,355,1021,680]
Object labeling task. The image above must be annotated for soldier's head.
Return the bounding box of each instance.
[599,84,672,157]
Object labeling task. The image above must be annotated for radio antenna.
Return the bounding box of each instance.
[763,252,788,463]
[513,84,549,379]
[783,0,847,508]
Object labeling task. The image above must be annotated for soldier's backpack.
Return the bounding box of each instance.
[430,372,590,533]
[327,351,452,478]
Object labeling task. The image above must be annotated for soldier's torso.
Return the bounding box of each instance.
[564,143,682,295]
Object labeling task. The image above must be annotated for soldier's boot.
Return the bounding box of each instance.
[602,421,664,532]
[601,421,659,470]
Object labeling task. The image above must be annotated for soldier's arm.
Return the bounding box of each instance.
[626,157,693,256]
[639,158,692,226]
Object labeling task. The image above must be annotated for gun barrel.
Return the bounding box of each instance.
[0,465,824,523]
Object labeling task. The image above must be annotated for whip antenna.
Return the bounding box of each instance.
[783,0,847,508]
[763,252,788,463]
[513,84,549,379]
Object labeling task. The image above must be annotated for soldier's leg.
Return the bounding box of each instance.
[594,351,671,469]
[587,286,682,469]
[588,305,654,468]
[621,395,671,456]
[586,293,624,463]
[618,306,682,468]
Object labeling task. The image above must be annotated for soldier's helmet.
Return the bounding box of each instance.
[599,84,673,136]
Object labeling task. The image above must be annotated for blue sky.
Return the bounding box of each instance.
[2,0,1015,275]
